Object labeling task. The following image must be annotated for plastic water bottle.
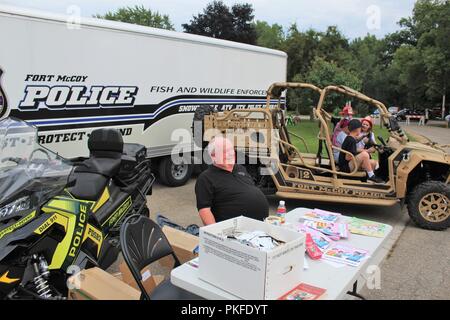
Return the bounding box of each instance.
[276,200,286,224]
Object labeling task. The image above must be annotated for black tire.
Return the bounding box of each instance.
[407,181,450,231]
[158,156,193,187]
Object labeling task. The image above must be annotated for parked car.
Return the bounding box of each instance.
[388,106,399,114]
[395,109,421,121]
[371,109,380,118]
[428,107,444,120]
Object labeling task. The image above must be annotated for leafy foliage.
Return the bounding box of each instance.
[94,5,174,30]
[182,1,257,44]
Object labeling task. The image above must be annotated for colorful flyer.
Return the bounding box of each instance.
[303,209,341,223]
[296,225,334,251]
[349,217,388,238]
[322,244,370,267]
[303,220,349,241]
[279,283,326,300]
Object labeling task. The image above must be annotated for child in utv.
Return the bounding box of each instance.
[339,119,384,184]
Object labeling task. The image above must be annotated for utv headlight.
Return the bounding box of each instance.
[0,196,31,218]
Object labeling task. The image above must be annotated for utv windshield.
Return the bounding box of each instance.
[0,118,73,206]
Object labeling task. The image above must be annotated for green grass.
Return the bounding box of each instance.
[286,120,391,159]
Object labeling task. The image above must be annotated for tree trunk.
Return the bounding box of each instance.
[442,93,446,119]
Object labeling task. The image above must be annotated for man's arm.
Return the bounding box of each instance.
[195,174,215,225]
[198,208,216,225]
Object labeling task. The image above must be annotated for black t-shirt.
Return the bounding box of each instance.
[195,164,269,222]
[339,135,358,172]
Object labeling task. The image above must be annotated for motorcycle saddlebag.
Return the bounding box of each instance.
[118,144,149,181]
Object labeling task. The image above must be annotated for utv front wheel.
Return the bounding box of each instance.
[407,181,450,231]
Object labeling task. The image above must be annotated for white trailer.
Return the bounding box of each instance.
[0,5,287,186]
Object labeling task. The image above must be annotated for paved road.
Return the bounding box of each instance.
[403,121,450,145]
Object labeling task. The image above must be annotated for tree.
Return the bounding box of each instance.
[182,1,257,45]
[288,57,362,113]
[388,0,450,114]
[95,5,174,30]
[317,26,352,68]
[254,21,285,49]
[390,46,428,109]
[283,25,353,81]
[283,25,321,80]
[349,35,387,100]
[415,0,450,115]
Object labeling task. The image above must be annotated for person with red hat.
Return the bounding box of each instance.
[340,105,354,118]
[332,104,354,147]
[332,118,350,163]
[357,116,376,155]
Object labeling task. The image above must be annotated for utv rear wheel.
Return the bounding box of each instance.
[407,181,450,231]
[158,156,193,187]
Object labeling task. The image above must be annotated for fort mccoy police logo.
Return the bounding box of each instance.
[0,69,7,118]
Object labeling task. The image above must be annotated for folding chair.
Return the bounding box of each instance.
[120,214,203,300]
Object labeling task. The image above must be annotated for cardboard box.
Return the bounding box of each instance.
[198,216,305,300]
[158,226,199,268]
[119,260,164,294]
[67,267,140,300]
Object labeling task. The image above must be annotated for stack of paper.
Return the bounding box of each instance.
[349,217,388,238]
[322,244,370,267]
[303,209,341,223]
[303,220,349,241]
[296,225,333,251]
[228,230,284,251]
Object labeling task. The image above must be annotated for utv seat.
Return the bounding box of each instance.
[69,129,123,201]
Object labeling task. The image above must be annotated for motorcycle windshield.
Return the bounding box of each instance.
[0,118,73,206]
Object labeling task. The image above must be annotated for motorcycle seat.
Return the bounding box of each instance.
[69,128,124,201]
[69,171,109,201]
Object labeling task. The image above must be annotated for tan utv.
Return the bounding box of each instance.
[196,82,450,231]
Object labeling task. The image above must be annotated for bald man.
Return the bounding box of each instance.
[195,136,269,225]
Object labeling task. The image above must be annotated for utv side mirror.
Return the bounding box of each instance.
[389,116,400,131]
[271,87,286,99]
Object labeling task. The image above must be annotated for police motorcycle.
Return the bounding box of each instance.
[0,118,154,299]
